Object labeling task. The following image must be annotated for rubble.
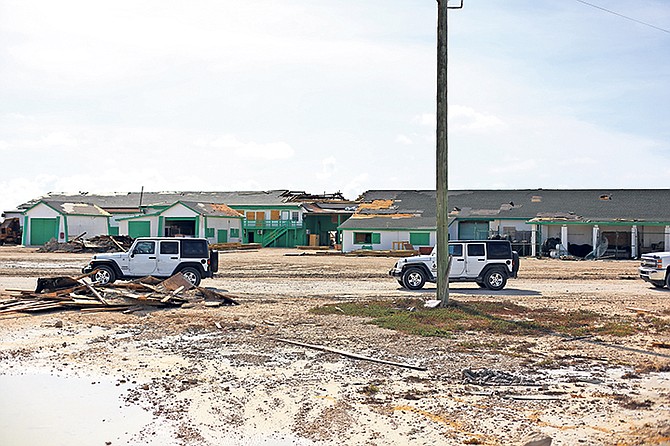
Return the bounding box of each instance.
[0,272,239,315]
[37,235,134,253]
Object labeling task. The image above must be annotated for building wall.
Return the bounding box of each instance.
[205,217,243,244]
[341,229,436,253]
[23,203,64,245]
[66,215,109,240]
[118,216,158,237]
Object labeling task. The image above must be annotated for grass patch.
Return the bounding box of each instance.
[311,299,668,338]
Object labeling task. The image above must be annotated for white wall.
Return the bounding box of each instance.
[161,204,197,218]
[118,216,158,236]
[341,229,436,253]
[67,215,109,240]
[24,203,65,244]
[205,217,243,243]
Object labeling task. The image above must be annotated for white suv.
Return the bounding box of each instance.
[82,237,218,287]
[389,240,519,291]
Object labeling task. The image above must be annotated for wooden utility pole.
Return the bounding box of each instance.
[436,0,462,307]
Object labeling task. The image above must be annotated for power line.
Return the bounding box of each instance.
[575,0,670,34]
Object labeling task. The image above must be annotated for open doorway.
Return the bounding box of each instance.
[164,218,196,237]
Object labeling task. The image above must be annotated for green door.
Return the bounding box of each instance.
[217,229,228,243]
[30,218,58,245]
[128,221,151,238]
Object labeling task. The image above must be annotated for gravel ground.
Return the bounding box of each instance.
[1,246,670,445]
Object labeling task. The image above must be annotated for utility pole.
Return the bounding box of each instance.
[436,0,462,307]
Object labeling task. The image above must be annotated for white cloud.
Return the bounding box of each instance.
[196,135,295,161]
[317,156,337,180]
[395,134,413,145]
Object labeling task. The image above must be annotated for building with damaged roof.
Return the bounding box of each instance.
[339,189,670,258]
[21,200,111,246]
[14,190,355,248]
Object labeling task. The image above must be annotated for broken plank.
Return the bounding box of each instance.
[273,338,427,371]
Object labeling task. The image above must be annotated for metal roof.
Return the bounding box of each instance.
[339,189,670,229]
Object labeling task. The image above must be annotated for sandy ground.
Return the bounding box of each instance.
[1,246,670,445]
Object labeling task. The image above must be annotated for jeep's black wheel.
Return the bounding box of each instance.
[477,282,487,288]
[665,274,670,290]
[484,269,507,291]
[397,279,405,287]
[180,267,202,287]
[402,267,426,290]
[92,265,116,285]
[651,280,665,289]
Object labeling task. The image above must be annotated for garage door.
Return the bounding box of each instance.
[128,221,151,238]
[30,218,58,245]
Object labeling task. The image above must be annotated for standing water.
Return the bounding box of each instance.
[0,373,154,446]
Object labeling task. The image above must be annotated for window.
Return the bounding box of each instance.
[181,239,208,258]
[245,211,255,220]
[160,241,179,255]
[230,228,240,238]
[409,232,430,246]
[467,243,485,257]
[205,228,215,238]
[487,242,511,259]
[448,243,463,256]
[354,232,381,245]
[291,211,299,221]
[354,232,372,244]
[270,210,280,220]
[133,241,155,255]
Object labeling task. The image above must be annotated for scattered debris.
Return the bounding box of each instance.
[462,369,539,386]
[209,242,260,251]
[0,272,240,316]
[37,235,134,253]
[273,338,427,371]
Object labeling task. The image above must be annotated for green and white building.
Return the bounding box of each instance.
[21,200,111,246]
[339,189,670,259]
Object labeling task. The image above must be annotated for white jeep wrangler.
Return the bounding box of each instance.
[639,251,670,289]
[389,240,519,291]
[82,237,218,287]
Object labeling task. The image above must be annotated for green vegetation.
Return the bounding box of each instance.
[310,299,668,338]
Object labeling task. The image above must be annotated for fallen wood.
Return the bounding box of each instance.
[273,338,427,371]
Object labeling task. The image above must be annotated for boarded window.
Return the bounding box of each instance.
[246,212,255,220]
[255,212,265,221]
[409,232,430,246]
[371,233,381,244]
[270,210,280,220]
[205,228,215,238]
[230,228,240,238]
[354,232,372,244]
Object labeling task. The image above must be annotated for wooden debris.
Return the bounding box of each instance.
[273,338,427,371]
[0,273,242,316]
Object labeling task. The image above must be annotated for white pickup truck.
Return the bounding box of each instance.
[639,251,670,289]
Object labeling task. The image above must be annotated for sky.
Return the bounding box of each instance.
[1,0,669,214]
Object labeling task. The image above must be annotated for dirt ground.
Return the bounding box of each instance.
[1,246,670,445]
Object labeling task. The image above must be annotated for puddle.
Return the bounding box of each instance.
[0,373,154,446]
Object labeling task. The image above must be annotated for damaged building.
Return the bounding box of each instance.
[338,189,670,259]
[11,190,355,249]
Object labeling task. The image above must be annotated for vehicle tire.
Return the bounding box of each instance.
[397,279,405,287]
[651,280,665,288]
[666,273,670,290]
[477,282,487,288]
[402,267,426,290]
[484,269,507,291]
[180,267,202,287]
[92,265,116,285]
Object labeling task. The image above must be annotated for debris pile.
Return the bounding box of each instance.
[37,235,134,253]
[0,272,239,315]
